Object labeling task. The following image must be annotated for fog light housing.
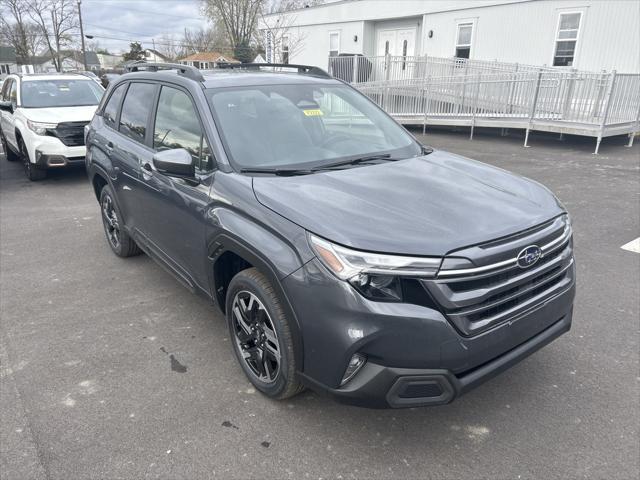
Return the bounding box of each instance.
[340,353,366,386]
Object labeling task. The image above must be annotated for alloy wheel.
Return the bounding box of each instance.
[231,291,281,383]
[101,194,121,249]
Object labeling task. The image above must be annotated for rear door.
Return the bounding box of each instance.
[109,82,158,233]
[136,84,215,290]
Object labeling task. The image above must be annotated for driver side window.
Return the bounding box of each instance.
[153,86,214,173]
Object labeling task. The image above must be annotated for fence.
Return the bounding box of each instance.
[328,55,640,153]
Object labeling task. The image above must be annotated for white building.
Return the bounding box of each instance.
[143,49,170,63]
[260,0,640,73]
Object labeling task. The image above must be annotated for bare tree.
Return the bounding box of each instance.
[269,0,323,13]
[28,0,79,72]
[156,33,184,61]
[202,0,263,49]
[182,27,230,55]
[258,6,308,63]
[0,0,44,65]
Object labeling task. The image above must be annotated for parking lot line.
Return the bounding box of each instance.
[620,237,640,253]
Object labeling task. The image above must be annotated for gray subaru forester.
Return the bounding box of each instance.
[85,63,575,408]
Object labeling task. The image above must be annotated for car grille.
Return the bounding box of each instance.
[422,215,574,337]
[47,122,89,147]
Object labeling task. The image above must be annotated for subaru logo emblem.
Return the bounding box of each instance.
[517,245,542,268]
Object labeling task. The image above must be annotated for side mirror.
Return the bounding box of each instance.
[0,101,14,113]
[152,148,195,178]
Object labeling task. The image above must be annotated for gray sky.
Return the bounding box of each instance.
[81,0,209,54]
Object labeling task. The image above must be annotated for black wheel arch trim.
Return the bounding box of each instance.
[207,233,305,371]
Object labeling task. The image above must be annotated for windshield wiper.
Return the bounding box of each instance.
[312,153,394,171]
[240,167,313,176]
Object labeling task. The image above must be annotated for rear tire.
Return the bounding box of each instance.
[1,132,19,162]
[225,267,304,400]
[19,137,45,181]
[99,184,142,257]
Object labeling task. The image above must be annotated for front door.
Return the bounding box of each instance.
[375,28,417,78]
[136,84,215,291]
[0,79,18,149]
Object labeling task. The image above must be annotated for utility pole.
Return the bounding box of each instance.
[77,0,88,71]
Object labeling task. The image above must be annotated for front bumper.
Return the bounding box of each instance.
[301,312,571,408]
[283,258,575,408]
[34,151,85,168]
[23,129,86,167]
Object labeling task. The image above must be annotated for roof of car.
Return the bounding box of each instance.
[119,68,340,89]
[17,73,98,82]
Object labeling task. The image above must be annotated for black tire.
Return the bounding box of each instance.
[19,137,46,181]
[1,131,19,162]
[226,267,304,400]
[99,184,142,257]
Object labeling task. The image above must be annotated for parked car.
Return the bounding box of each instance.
[100,73,121,89]
[85,63,575,408]
[0,73,105,180]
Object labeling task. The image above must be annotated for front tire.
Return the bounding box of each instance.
[99,184,142,257]
[226,268,304,400]
[19,138,45,181]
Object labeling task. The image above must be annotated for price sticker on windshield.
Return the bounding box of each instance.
[303,109,324,117]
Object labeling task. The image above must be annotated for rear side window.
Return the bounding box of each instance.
[153,86,214,172]
[119,83,156,144]
[103,83,126,128]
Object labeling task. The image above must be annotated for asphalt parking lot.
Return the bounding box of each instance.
[1,129,638,480]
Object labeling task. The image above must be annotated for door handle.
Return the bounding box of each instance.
[142,162,154,179]
[105,141,114,153]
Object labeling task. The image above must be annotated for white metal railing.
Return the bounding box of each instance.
[328,55,640,153]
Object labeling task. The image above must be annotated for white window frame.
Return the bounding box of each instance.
[454,21,474,59]
[551,11,583,67]
[329,31,340,57]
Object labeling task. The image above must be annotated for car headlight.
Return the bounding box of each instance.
[27,120,57,135]
[308,233,441,301]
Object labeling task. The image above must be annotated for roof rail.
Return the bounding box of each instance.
[216,62,331,78]
[123,62,204,82]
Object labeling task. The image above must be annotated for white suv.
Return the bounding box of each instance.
[0,73,104,180]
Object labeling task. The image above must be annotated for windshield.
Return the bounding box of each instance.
[206,83,421,170]
[21,79,103,108]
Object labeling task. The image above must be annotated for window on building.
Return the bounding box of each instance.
[329,32,340,57]
[553,12,582,66]
[119,83,157,144]
[384,41,390,55]
[153,86,213,172]
[1,65,9,74]
[282,36,289,64]
[455,22,473,59]
[103,82,127,129]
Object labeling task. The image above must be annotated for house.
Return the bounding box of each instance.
[96,53,124,70]
[178,52,240,69]
[259,0,640,73]
[27,51,102,73]
[143,49,169,63]
[0,46,17,79]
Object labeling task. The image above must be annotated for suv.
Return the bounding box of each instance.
[85,63,575,408]
[0,73,104,180]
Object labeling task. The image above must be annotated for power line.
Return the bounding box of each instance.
[83,22,159,37]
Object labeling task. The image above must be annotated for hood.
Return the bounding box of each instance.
[252,150,564,256]
[19,105,97,124]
